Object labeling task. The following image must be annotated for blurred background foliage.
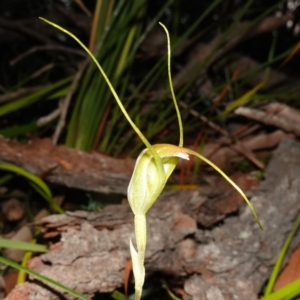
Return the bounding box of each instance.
[0,0,299,158]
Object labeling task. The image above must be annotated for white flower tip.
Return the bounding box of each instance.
[179,152,189,160]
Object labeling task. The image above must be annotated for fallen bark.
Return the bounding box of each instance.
[0,137,134,195]
[0,130,285,198]
[4,137,300,300]
[235,106,300,136]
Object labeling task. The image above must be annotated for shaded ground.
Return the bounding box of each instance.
[1,137,300,299]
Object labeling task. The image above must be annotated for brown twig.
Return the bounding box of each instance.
[92,101,112,151]
[0,18,60,46]
[73,0,92,17]
[10,45,86,66]
[28,64,54,80]
[173,14,291,87]
[179,101,264,169]
[37,99,63,127]
[235,106,300,136]
[55,4,91,32]
[0,87,45,104]
[52,58,90,144]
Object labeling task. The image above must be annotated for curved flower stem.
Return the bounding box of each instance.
[159,23,183,147]
[39,17,165,184]
[184,147,264,231]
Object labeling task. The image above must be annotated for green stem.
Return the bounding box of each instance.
[135,214,147,254]
[159,23,183,147]
[134,214,146,300]
[39,18,164,178]
[185,148,264,231]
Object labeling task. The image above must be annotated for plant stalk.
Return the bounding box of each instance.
[133,214,146,300]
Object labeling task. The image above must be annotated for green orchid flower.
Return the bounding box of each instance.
[40,18,263,300]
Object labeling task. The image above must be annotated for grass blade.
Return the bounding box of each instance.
[0,164,64,214]
[264,213,300,296]
[0,256,90,300]
[262,278,300,300]
[0,238,47,253]
[0,77,72,117]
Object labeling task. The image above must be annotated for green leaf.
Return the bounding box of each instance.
[0,77,72,117]
[0,164,64,214]
[261,278,300,300]
[0,121,38,138]
[0,174,14,185]
[264,213,300,296]
[0,238,47,253]
[0,256,90,300]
